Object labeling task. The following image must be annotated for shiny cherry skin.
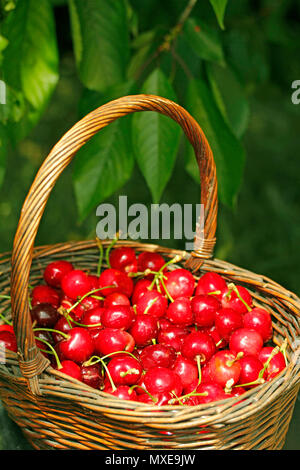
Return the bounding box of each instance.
[106,385,138,401]
[162,268,195,300]
[44,260,74,288]
[196,382,229,404]
[137,252,166,279]
[30,303,60,328]
[181,330,216,364]
[214,308,244,341]
[128,315,158,347]
[58,360,82,380]
[229,327,263,357]
[109,246,137,274]
[191,294,220,328]
[171,355,199,389]
[106,355,143,386]
[98,268,133,298]
[221,285,253,314]
[101,305,135,330]
[58,327,95,363]
[131,278,153,305]
[238,355,264,388]
[243,307,273,342]
[31,285,60,309]
[137,391,172,406]
[166,297,194,326]
[104,292,130,308]
[157,325,189,352]
[207,350,241,388]
[0,331,17,352]
[136,290,168,318]
[94,328,135,356]
[201,325,227,349]
[52,316,74,343]
[0,324,14,335]
[87,275,100,290]
[195,272,227,300]
[140,344,176,370]
[258,346,286,381]
[80,363,104,389]
[144,367,183,396]
[61,270,92,300]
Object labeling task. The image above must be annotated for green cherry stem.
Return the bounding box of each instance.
[33,327,70,340]
[0,312,12,326]
[105,232,120,269]
[227,283,252,312]
[96,237,104,276]
[34,336,62,369]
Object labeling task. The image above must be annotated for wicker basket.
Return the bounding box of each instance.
[0,95,299,450]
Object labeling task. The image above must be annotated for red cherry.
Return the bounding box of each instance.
[171,355,199,389]
[243,308,273,342]
[258,346,286,381]
[31,285,60,309]
[207,350,241,388]
[30,303,60,328]
[181,330,216,364]
[80,295,103,312]
[0,331,17,352]
[105,385,138,401]
[238,355,264,388]
[106,355,142,386]
[104,292,130,308]
[157,318,172,331]
[140,344,176,370]
[201,325,227,349]
[195,272,227,300]
[214,308,244,341]
[162,268,195,300]
[191,294,220,328]
[101,305,135,330]
[229,328,263,357]
[0,324,14,335]
[157,325,189,352]
[58,360,81,380]
[137,252,166,278]
[80,363,104,389]
[166,297,194,326]
[138,391,172,406]
[144,367,183,396]
[98,268,133,298]
[61,270,92,300]
[196,382,228,404]
[58,327,95,363]
[221,285,252,314]
[136,290,168,318]
[44,260,74,288]
[131,279,153,305]
[109,246,137,274]
[128,315,158,347]
[87,275,100,290]
[52,316,74,343]
[94,328,135,356]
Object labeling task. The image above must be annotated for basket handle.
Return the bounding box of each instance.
[10,94,218,393]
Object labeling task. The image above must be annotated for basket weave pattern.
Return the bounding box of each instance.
[0,96,299,450]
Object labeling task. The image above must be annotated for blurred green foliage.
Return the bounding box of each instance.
[0,0,299,450]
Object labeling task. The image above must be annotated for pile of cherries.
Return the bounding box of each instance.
[0,245,287,407]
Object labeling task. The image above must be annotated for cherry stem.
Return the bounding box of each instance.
[96,237,104,276]
[227,283,252,312]
[233,377,265,389]
[33,327,70,340]
[226,352,244,367]
[65,286,112,315]
[120,368,140,377]
[0,312,12,326]
[83,350,138,366]
[208,290,221,296]
[148,254,182,297]
[258,343,283,379]
[144,296,159,314]
[129,385,157,403]
[34,336,62,369]
[105,232,120,268]
[160,276,174,303]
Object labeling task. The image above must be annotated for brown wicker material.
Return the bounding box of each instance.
[0,95,299,450]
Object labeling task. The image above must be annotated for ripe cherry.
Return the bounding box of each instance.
[106,385,138,401]
[137,252,166,278]
[129,315,158,347]
[0,331,17,352]
[52,316,74,343]
[87,275,99,291]
[104,292,130,308]
[166,297,194,326]
[136,290,168,318]
[181,330,216,364]
[243,307,273,342]
[144,367,183,396]
[131,278,153,305]
[61,270,92,300]
[221,285,252,314]
[214,308,244,341]
[31,285,60,309]
[207,350,241,388]
[58,360,82,380]
[0,324,14,334]
[258,346,286,381]
[106,355,142,386]
[137,391,172,406]
[44,260,74,288]
[109,246,137,274]
[98,268,133,298]
[191,294,220,328]
[101,305,135,330]
[162,268,195,300]
[94,328,135,356]
[140,344,176,370]
[80,363,104,389]
[30,303,60,328]
[229,327,263,357]
[191,382,228,404]
[157,325,189,352]
[201,325,227,349]
[58,327,95,363]
[172,355,199,389]
[195,272,227,300]
[238,355,264,388]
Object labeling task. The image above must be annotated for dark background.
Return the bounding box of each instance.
[0,0,299,449]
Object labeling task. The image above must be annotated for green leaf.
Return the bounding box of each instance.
[68,0,129,92]
[183,17,225,65]
[0,0,59,141]
[185,78,245,208]
[73,81,136,221]
[209,0,228,30]
[206,62,250,138]
[132,68,182,203]
[0,123,7,187]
